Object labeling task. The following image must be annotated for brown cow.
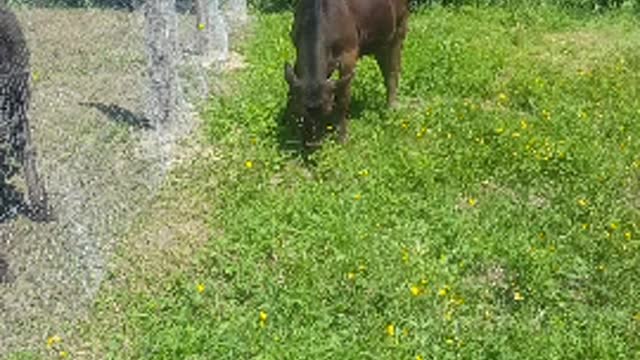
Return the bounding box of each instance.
[284,0,409,147]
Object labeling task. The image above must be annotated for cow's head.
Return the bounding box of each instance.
[284,62,353,146]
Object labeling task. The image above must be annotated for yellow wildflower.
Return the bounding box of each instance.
[259,310,268,327]
[197,23,205,31]
[402,249,409,263]
[597,264,605,272]
[347,272,356,280]
[520,120,528,129]
[577,198,588,207]
[582,223,590,230]
[47,335,62,348]
[438,286,448,297]
[410,285,421,297]
[444,310,453,321]
[498,92,508,104]
[468,197,477,207]
[358,169,369,177]
[625,231,632,240]
[59,351,68,358]
[196,283,205,294]
[446,338,455,346]
[514,291,524,301]
[610,222,619,231]
[353,193,362,201]
[386,323,395,337]
[542,109,551,121]
[245,160,253,169]
[452,296,465,306]
[495,127,505,134]
[32,71,40,82]
[401,121,409,129]
[416,355,425,360]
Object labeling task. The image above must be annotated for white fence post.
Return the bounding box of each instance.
[225,0,247,28]
[207,0,229,63]
[143,0,179,127]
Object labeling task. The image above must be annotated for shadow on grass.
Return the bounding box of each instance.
[0,181,22,224]
[0,181,51,224]
[0,254,11,284]
[80,102,153,130]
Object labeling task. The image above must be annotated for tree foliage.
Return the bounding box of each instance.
[249,0,634,13]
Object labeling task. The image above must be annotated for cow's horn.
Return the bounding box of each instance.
[329,70,355,90]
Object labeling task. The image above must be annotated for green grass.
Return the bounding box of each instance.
[79,6,640,360]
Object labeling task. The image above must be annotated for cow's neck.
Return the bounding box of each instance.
[297,0,329,84]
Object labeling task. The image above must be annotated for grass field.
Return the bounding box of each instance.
[29,5,640,360]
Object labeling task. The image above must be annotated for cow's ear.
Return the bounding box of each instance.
[284,63,299,87]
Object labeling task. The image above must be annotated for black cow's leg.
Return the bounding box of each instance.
[336,51,357,144]
[376,16,408,108]
[375,49,393,106]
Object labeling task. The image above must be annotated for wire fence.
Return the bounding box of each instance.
[0,0,246,353]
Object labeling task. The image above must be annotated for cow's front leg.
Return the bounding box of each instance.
[335,80,352,144]
[336,52,357,144]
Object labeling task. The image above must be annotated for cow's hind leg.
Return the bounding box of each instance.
[375,16,408,108]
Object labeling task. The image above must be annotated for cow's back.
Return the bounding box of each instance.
[346,0,408,56]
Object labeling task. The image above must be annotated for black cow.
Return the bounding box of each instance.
[0,6,48,220]
[284,0,409,147]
